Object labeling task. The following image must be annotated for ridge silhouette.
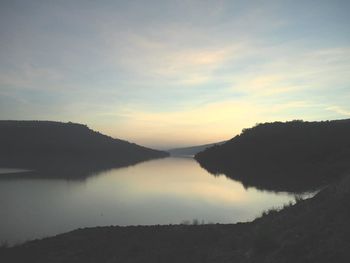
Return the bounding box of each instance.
[195,119,350,192]
[0,120,169,179]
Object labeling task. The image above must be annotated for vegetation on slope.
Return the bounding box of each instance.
[195,119,350,192]
[0,121,168,178]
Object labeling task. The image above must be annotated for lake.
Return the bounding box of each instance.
[0,157,300,245]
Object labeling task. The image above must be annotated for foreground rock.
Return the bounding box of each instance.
[1,175,349,263]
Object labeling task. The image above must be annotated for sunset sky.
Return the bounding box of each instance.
[1,0,349,148]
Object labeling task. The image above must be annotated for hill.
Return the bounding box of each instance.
[0,121,168,178]
[195,119,350,192]
[168,141,227,156]
[1,174,349,262]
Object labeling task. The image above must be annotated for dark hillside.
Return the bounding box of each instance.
[0,121,168,178]
[195,119,350,192]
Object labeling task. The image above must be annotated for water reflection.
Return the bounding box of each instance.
[0,168,31,175]
[196,154,335,193]
[0,160,147,181]
[0,157,299,245]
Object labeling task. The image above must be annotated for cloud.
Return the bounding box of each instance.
[1,1,350,147]
[326,106,350,117]
[109,30,247,86]
[0,64,64,90]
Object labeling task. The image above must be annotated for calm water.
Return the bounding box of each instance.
[0,157,298,244]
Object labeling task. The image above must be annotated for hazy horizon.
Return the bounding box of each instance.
[1,0,349,149]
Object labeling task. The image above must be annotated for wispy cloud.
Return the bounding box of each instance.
[326,106,350,117]
[1,0,349,147]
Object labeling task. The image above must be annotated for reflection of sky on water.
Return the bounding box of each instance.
[0,157,297,244]
[0,168,31,174]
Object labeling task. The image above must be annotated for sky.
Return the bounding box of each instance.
[0,0,349,149]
